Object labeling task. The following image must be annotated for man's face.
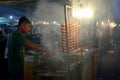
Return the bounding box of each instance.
[22,23,31,34]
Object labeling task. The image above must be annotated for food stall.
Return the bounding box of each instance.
[24,0,111,80]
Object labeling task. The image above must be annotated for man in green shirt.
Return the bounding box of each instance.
[8,16,45,80]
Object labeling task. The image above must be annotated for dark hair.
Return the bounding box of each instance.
[18,16,31,26]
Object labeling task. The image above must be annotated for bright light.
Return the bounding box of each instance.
[72,8,94,18]
[53,21,57,24]
[83,8,94,18]
[101,22,104,25]
[109,22,116,28]
[43,21,49,25]
[9,16,13,19]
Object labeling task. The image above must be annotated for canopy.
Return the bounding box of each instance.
[0,6,27,17]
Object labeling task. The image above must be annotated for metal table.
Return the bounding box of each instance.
[32,61,81,80]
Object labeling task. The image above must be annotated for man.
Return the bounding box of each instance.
[112,24,120,53]
[8,16,45,80]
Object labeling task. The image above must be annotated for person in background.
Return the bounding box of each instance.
[0,30,9,80]
[0,25,11,80]
[7,16,45,80]
[112,22,120,53]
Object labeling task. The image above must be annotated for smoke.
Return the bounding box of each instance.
[32,0,64,58]
[31,0,115,58]
[32,0,64,23]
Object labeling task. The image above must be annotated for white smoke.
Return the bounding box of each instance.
[32,0,64,23]
[31,0,64,58]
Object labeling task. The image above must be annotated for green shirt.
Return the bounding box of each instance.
[8,30,26,72]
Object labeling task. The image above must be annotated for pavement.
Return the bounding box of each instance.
[99,50,120,80]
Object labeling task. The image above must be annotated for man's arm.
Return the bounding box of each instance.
[25,40,53,57]
[25,39,44,51]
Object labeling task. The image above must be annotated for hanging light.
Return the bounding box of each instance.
[9,15,13,19]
